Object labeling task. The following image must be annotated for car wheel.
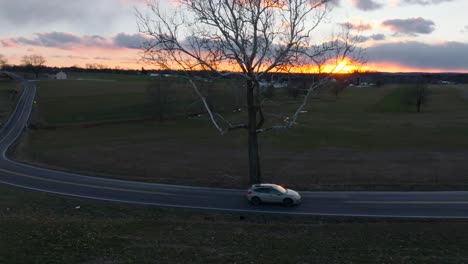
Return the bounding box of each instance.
[251,197,261,206]
[283,198,293,207]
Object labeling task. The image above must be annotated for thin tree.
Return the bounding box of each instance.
[147,80,167,122]
[414,82,429,113]
[402,80,430,113]
[0,54,7,70]
[22,55,46,78]
[137,0,361,184]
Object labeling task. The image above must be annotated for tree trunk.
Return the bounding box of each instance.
[417,97,422,113]
[158,85,164,122]
[246,80,262,185]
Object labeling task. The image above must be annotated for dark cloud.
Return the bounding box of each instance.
[94,57,113,61]
[382,17,435,36]
[370,34,386,40]
[356,34,386,42]
[81,35,114,49]
[0,0,138,30]
[352,0,384,11]
[339,22,373,31]
[0,39,16,47]
[328,0,342,6]
[51,55,89,60]
[401,0,455,5]
[32,32,81,48]
[2,32,113,49]
[0,32,148,50]
[367,41,468,71]
[66,55,88,60]
[113,33,148,49]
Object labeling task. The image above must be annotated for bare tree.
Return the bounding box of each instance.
[0,54,7,70]
[22,55,46,78]
[137,0,361,184]
[86,63,108,70]
[414,82,429,113]
[402,80,430,113]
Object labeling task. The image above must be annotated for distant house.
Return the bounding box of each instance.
[259,81,288,89]
[439,80,455,85]
[273,82,288,89]
[56,71,67,80]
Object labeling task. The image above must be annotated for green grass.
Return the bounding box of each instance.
[371,85,410,112]
[13,77,468,190]
[0,79,21,124]
[35,78,243,124]
[35,80,150,124]
[2,185,468,263]
[257,84,468,150]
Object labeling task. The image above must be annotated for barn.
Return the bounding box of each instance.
[56,71,67,80]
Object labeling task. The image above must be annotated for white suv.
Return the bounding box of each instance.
[246,184,302,207]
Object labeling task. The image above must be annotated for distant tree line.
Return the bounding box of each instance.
[3,61,468,84]
[352,72,468,85]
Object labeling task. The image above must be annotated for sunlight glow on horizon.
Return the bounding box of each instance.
[4,50,468,74]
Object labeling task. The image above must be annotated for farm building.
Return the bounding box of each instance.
[56,71,67,80]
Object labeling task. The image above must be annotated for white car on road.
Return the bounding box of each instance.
[246,183,302,207]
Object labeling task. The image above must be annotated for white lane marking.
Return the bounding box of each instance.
[0,167,182,197]
[1,179,468,219]
[0,86,30,146]
[346,201,468,205]
[0,85,34,151]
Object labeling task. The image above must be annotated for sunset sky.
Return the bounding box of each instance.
[1,0,467,73]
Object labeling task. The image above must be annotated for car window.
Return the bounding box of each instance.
[254,188,269,193]
[269,189,280,195]
[275,185,287,193]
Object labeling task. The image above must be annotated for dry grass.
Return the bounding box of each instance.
[12,80,468,190]
[0,79,21,124]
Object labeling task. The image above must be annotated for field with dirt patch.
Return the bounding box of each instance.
[11,74,468,190]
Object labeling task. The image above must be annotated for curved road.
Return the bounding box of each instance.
[1,73,468,218]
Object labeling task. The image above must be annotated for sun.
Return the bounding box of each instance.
[333,60,348,73]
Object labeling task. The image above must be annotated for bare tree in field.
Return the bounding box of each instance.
[403,80,430,113]
[22,55,46,78]
[137,0,362,184]
[414,82,429,113]
[0,54,7,70]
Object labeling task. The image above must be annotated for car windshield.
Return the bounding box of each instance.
[275,185,287,193]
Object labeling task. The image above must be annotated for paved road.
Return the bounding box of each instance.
[1,73,468,218]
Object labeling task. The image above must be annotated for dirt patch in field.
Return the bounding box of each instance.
[12,131,468,190]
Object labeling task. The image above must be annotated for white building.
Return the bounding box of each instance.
[56,71,67,80]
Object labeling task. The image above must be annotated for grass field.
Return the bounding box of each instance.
[34,79,151,124]
[34,77,242,125]
[0,77,21,124]
[2,185,468,264]
[5,75,468,263]
[11,75,468,189]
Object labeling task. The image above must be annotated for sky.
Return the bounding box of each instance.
[0,0,467,73]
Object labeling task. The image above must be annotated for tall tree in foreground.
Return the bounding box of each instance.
[137,0,361,184]
[22,55,46,78]
[0,54,7,70]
